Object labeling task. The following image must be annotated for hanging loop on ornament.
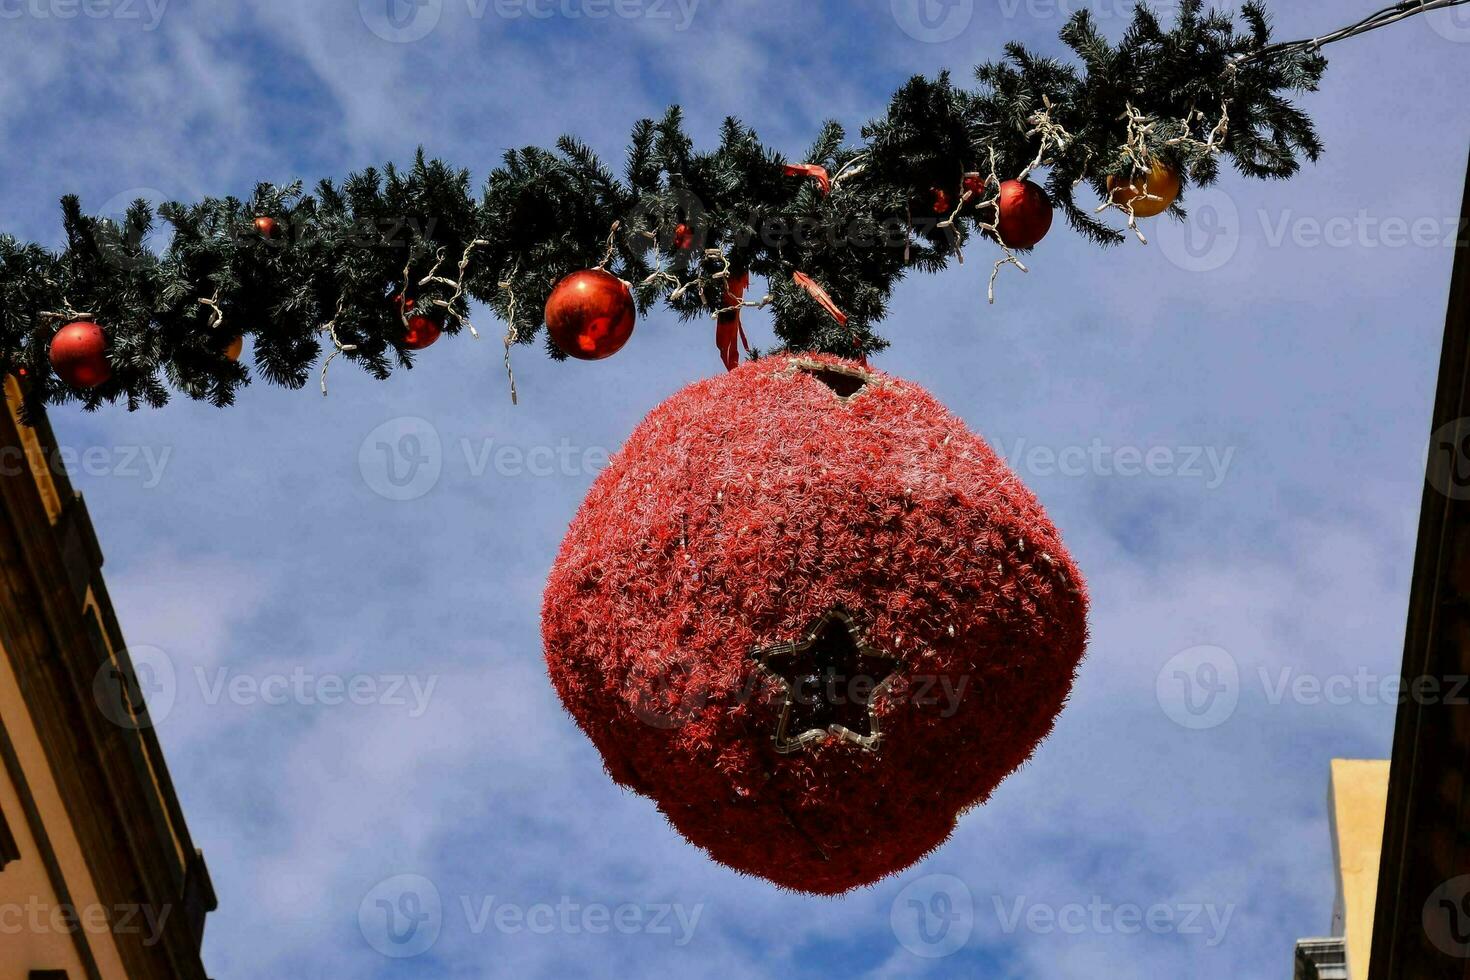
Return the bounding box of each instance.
[596,221,621,272]
[39,297,97,325]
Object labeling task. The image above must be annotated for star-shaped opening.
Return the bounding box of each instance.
[750,608,899,754]
[791,359,873,402]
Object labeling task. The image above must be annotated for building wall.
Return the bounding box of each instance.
[0,379,214,980]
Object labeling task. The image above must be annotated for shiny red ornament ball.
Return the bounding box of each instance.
[543,355,1089,894]
[48,320,111,389]
[253,216,278,239]
[544,269,636,360]
[995,179,1054,249]
[402,313,441,350]
[672,223,694,251]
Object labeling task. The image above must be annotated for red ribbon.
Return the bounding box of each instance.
[716,269,752,371]
[793,271,865,366]
[782,163,831,197]
[792,271,847,326]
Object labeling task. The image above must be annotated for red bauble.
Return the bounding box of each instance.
[402,313,441,350]
[931,187,951,214]
[253,215,278,239]
[543,355,1089,894]
[963,173,986,198]
[48,320,111,389]
[995,179,1053,249]
[544,269,636,360]
[672,223,694,251]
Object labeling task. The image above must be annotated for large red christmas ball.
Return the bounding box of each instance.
[402,313,442,350]
[995,179,1053,250]
[543,355,1088,893]
[545,269,636,360]
[48,320,111,389]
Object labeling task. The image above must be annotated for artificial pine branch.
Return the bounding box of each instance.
[0,2,1340,414]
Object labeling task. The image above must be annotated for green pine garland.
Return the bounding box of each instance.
[2,1,1330,415]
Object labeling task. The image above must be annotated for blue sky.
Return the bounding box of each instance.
[4,1,1470,976]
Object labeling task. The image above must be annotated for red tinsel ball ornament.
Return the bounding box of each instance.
[931,187,951,214]
[48,320,111,389]
[402,313,442,350]
[544,269,636,360]
[543,355,1089,894]
[995,179,1054,250]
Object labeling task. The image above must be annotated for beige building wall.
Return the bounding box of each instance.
[1328,759,1390,980]
[0,632,129,978]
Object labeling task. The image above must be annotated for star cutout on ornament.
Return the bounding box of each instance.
[750,608,900,754]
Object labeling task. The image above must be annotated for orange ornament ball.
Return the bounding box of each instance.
[995,178,1053,249]
[48,320,111,389]
[545,269,636,361]
[1106,161,1180,218]
[224,335,244,362]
